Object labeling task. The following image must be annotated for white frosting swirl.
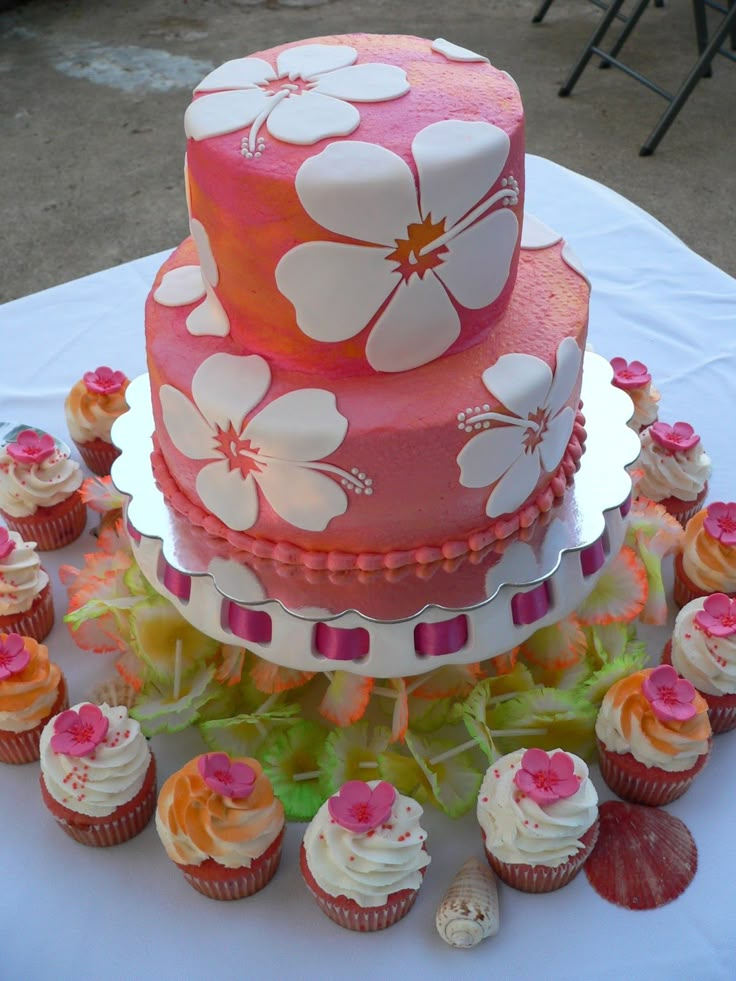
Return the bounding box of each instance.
[477,749,598,868]
[0,531,48,615]
[303,781,430,907]
[39,702,151,818]
[672,599,736,697]
[628,384,660,432]
[636,429,711,503]
[0,445,82,518]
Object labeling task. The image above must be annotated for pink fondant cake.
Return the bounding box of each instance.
[146,34,589,570]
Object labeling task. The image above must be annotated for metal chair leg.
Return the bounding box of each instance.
[640,4,736,153]
[559,0,629,95]
[532,0,556,24]
[601,0,653,67]
[693,0,714,76]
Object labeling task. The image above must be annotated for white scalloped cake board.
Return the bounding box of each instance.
[113,354,639,677]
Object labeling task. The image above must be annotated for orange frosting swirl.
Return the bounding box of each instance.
[595,668,710,771]
[0,634,62,733]
[681,510,736,593]
[64,378,130,444]
[156,755,284,869]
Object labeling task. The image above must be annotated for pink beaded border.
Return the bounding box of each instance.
[150,411,586,573]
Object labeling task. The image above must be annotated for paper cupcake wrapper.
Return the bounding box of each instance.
[0,674,68,765]
[482,821,599,893]
[0,582,54,644]
[597,739,709,807]
[662,641,736,734]
[672,553,735,610]
[3,492,87,551]
[179,829,284,901]
[41,754,156,846]
[659,486,707,529]
[300,843,419,932]
[74,438,120,477]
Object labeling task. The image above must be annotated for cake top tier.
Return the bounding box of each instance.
[169,34,525,377]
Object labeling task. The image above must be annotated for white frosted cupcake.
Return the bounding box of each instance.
[636,422,710,527]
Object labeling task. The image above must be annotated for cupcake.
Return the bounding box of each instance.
[0,633,68,764]
[610,357,660,432]
[674,502,736,608]
[301,780,430,931]
[0,428,85,549]
[39,701,156,846]
[64,367,130,476]
[0,528,54,642]
[663,593,736,734]
[635,422,710,527]
[156,753,285,900]
[477,748,598,893]
[596,666,711,806]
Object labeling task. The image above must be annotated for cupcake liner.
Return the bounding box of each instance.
[0,581,54,644]
[2,491,87,551]
[659,485,707,530]
[596,738,710,807]
[0,674,69,765]
[662,641,736,734]
[40,754,157,846]
[74,437,120,477]
[482,821,599,893]
[300,843,420,931]
[178,828,284,900]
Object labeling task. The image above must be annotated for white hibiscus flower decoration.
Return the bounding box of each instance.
[456,338,582,519]
[275,120,519,372]
[184,44,410,154]
[159,353,371,533]
[153,216,229,338]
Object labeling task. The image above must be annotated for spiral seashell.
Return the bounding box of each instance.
[87,675,138,710]
[435,857,500,948]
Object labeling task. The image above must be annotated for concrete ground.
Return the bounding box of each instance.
[1,0,735,304]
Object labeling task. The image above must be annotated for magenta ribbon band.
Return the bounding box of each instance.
[225,601,273,644]
[580,536,606,577]
[413,614,468,656]
[620,493,632,518]
[161,559,191,602]
[314,623,370,661]
[511,581,551,626]
[126,518,142,544]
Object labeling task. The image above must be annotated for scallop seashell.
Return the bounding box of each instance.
[435,857,500,948]
[87,675,138,710]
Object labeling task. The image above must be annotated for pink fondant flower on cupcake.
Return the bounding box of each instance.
[695,593,736,637]
[642,665,696,722]
[328,780,396,832]
[610,358,651,390]
[0,528,16,560]
[198,753,256,799]
[6,429,55,465]
[50,703,109,757]
[0,633,30,679]
[649,421,700,453]
[703,502,736,546]
[514,748,579,805]
[83,367,127,395]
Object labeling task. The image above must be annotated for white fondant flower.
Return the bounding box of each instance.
[275,120,519,372]
[153,218,229,338]
[184,44,410,152]
[456,338,582,519]
[159,353,369,533]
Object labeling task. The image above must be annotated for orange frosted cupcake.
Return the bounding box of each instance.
[596,666,711,806]
[0,528,54,642]
[39,702,156,846]
[0,429,85,550]
[675,503,736,608]
[64,367,130,476]
[156,753,285,900]
[0,633,68,764]
[635,422,710,527]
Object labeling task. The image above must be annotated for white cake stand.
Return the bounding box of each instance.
[111,353,639,677]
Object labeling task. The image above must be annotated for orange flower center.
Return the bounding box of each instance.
[388,215,448,282]
[214,423,263,477]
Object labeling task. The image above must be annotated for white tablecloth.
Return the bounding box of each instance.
[1,156,735,980]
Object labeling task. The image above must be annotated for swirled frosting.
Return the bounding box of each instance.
[65,377,130,443]
[636,429,711,503]
[476,749,598,868]
[156,755,284,869]
[0,635,61,733]
[0,531,48,615]
[681,510,736,593]
[596,668,711,772]
[0,444,82,518]
[303,781,430,907]
[628,384,660,432]
[39,702,151,818]
[672,598,736,696]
